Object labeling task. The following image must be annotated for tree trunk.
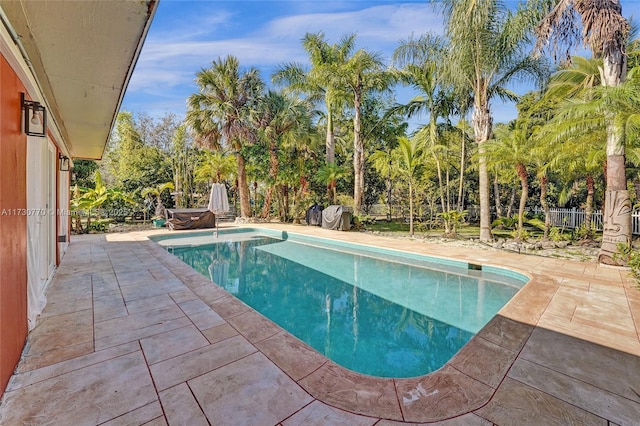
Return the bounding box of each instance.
[540,175,550,240]
[326,97,335,165]
[237,153,252,218]
[409,181,414,237]
[283,184,290,221]
[493,171,503,218]
[599,47,631,264]
[430,116,448,233]
[472,101,493,241]
[584,175,595,240]
[634,174,640,201]
[457,131,466,211]
[262,187,274,218]
[276,185,285,220]
[446,165,451,213]
[353,84,365,216]
[516,163,528,240]
[261,142,279,218]
[506,183,516,218]
[331,182,337,205]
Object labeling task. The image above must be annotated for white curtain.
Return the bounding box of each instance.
[26,137,49,330]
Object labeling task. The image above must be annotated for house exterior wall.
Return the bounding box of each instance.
[0,33,70,396]
[0,54,29,394]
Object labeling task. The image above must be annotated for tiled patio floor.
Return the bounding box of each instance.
[1,224,639,425]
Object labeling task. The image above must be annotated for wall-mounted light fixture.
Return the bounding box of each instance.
[59,153,70,171]
[21,92,47,137]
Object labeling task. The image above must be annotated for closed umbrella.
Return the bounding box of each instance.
[208,183,229,236]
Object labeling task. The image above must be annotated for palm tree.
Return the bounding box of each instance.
[252,90,311,218]
[546,65,640,243]
[337,49,394,216]
[194,150,236,185]
[538,57,605,239]
[438,0,549,241]
[273,32,355,165]
[455,119,474,211]
[317,163,349,205]
[535,0,631,263]
[186,55,264,218]
[530,143,557,240]
[396,136,424,237]
[566,142,605,239]
[142,182,175,219]
[487,121,533,240]
[393,34,455,226]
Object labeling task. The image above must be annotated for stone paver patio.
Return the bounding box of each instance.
[1,224,639,425]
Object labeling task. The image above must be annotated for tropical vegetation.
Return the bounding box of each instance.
[71,1,640,267]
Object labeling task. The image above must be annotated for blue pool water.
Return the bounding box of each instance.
[158,230,526,378]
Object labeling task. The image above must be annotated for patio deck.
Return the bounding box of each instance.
[1,224,639,425]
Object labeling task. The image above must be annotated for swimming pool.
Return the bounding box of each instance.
[153,228,527,378]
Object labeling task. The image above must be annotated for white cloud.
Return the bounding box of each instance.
[261,4,441,44]
[124,2,441,116]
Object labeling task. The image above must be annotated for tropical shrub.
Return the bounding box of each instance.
[572,223,595,241]
[88,219,112,233]
[492,216,518,230]
[613,242,640,288]
[510,228,531,241]
[549,227,570,242]
[438,210,467,236]
[628,251,640,289]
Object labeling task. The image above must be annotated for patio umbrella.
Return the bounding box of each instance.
[208,183,229,236]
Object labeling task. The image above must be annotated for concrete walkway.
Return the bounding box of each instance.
[1,224,639,425]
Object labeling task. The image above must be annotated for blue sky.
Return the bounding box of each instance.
[121,0,640,127]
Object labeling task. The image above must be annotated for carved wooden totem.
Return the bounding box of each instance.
[598,189,632,265]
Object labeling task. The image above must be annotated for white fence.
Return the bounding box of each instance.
[367,203,640,235]
[531,207,640,235]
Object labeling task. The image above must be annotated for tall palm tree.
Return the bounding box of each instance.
[438,0,549,241]
[535,0,631,263]
[396,136,424,237]
[454,119,474,211]
[186,55,264,218]
[340,49,393,215]
[529,136,561,240]
[393,34,455,225]
[566,142,605,239]
[538,57,605,239]
[544,64,640,243]
[487,121,533,239]
[252,90,311,218]
[273,32,355,165]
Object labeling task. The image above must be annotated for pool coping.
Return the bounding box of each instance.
[143,225,552,422]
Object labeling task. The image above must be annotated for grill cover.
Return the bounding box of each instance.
[321,205,352,231]
[165,208,216,230]
[305,204,324,226]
